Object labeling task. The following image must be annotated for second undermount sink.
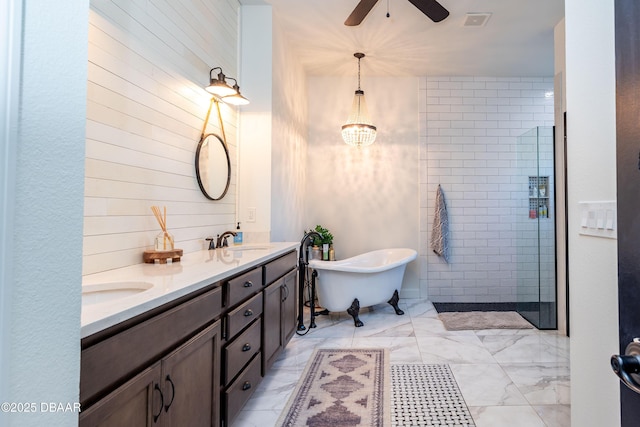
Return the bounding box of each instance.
[82,281,154,306]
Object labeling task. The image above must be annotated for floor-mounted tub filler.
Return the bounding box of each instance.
[308,248,417,327]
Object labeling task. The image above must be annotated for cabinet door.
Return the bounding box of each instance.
[281,270,297,344]
[262,279,283,372]
[161,320,221,427]
[79,362,162,427]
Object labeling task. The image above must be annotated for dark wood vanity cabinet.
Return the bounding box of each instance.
[263,270,297,372]
[80,320,222,427]
[220,250,297,425]
[80,249,297,427]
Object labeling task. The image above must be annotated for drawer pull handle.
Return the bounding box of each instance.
[242,381,252,391]
[244,309,254,317]
[243,281,253,288]
[242,343,252,352]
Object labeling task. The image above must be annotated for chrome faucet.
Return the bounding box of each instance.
[217,231,237,248]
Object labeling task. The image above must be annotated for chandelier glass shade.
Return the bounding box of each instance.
[342,53,376,147]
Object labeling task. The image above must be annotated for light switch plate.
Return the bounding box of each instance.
[578,201,617,239]
[247,207,256,223]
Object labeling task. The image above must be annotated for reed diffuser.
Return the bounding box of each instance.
[151,205,174,251]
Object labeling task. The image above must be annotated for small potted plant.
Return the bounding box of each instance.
[310,225,333,261]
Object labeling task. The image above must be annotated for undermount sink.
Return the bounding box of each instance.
[82,281,154,306]
[224,245,272,252]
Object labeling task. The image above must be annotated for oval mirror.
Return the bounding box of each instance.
[195,133,231,200]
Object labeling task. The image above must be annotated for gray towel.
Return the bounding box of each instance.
[431,184,449,263]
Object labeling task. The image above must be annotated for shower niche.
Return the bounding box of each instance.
[528,176,549,219]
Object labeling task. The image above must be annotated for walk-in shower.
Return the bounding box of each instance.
[515,126,557,329]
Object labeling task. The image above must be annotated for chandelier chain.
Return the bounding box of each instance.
[358,55,361,91]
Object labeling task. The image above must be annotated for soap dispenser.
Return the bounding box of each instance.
[233,222,243,245]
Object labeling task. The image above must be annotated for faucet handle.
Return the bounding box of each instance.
[221,236,230,247]
[205,237,216,250]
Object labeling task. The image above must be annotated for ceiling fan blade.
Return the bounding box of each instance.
[407,0,449,23]
[344,0,380,26]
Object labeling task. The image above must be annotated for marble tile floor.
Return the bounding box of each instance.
[233,299,570,427]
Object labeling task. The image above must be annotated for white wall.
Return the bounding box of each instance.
[553,18,568,336]
[238,4,308,244]
[4,1,87,426]
[0,0,21,407]
[270,13,308,242]
[420,77,554,303]
[84,0,241,275]
[306,76,420,297]
[238,5,273,242]
[565,1,620,425]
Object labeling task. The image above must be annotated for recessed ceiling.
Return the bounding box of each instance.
[241,0,564,77]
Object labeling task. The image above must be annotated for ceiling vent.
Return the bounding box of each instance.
[463,13,492,27]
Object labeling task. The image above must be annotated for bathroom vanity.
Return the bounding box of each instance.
[79,243,298,427]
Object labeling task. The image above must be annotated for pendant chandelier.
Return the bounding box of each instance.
[341,53,377,147]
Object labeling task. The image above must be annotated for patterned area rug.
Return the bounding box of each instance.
[392,364,475,426]
[438,311,533,330]
[278,348,390,427]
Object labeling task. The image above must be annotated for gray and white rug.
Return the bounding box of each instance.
[438,311,533,331]
[391,364,475,427]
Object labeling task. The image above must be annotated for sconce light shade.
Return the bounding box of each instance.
[205,67,237,97]
[341,89,377,147]
[342,53,376,147]
[222,79,250,105]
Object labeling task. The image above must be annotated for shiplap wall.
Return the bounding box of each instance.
[84,0,240,275]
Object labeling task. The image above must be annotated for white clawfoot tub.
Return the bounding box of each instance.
[308,248,417,327]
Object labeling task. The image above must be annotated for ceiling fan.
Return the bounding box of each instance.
[345,0,449,26]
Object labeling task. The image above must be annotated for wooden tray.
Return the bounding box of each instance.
[143,249,183,264]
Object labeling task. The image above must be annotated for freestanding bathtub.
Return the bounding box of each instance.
[308,248,417,327]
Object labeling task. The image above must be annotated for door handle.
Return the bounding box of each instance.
[611,338,640,394]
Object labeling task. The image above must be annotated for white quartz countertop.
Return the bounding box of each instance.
[81,242,298,338]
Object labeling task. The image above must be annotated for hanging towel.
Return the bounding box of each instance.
[431,184,450,263]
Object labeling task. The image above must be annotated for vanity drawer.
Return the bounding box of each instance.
[224,318,261,385]
[227,293,263,340]
[80,285,222,406]
[225,353,262,426]
[264,251,297,286]
[226,267,262,307]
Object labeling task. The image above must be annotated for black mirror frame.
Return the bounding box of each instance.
[195,133,231,201]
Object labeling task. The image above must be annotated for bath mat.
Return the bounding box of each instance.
[438,311,533,330]
[391,364,475,426]
[278,348,390,427]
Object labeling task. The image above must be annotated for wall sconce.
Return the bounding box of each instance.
[341,52,377,147]
[205,67,237,97]
[205,67,250,105]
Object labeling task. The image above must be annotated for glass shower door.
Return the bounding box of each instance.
[515,127,557,329]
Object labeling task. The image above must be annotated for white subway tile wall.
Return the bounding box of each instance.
[419,76,555,303]
[84,0,240,275]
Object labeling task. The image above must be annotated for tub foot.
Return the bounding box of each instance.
[387,290,404,315]
[347,298,364,327]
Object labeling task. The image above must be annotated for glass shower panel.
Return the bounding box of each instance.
[515,127,557,329]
